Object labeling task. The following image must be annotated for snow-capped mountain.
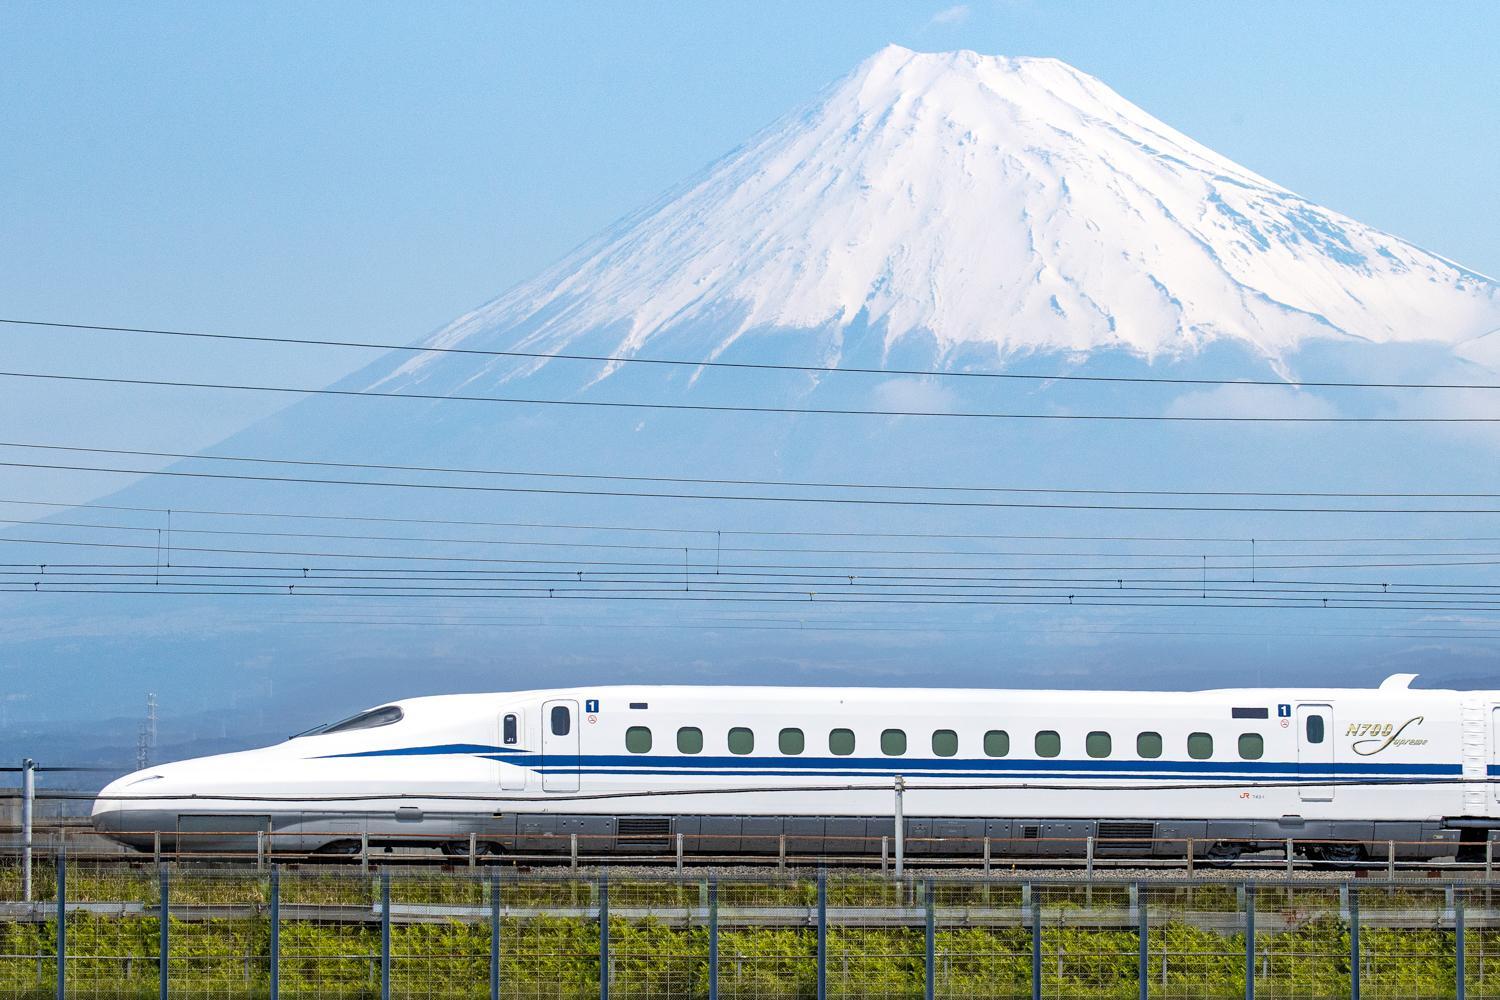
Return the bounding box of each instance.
[388,44,1498,389]
[8,45,1500,753]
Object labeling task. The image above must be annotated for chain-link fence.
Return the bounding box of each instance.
[3,855,1498,998]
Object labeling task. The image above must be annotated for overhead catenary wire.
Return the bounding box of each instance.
[8,494,1500,546]
[12,457,1500,513]
[4,439,1500,499]
[17,532,1500,573]
[19,515,1500,563]
[7,315,1500,392]
[4,368,1500,423]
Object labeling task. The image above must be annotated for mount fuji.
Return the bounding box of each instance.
[387,45,1498,386]
[7,46,1500,764]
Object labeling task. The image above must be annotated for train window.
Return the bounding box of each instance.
[1187,732,1213,759]
[984,730,1010,757]
[1306,715,1325,743]
[312,706,404,736]
[1238,733,1264,760]
[1035,731,1061,758]
[503,714,518,745]
[779,728,805,755]
[881,729,907,756]
[1137,732,1162,759]
[549,706,571,737]
[1086,731,1112,758]
[728,727,755,755]
[829,729,856,756]
[932,730,958,757]
[625,726,652,753]
[677,727,703,754]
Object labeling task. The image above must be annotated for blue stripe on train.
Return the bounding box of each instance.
[323,743,1460,777]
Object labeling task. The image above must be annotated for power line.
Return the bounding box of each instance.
[7,495,1500,546]
[20,514,1500,562]
[4,368,1500,423]
[6,315,1499,392]
[4,439,1500,499]
[12,582,1500,614]
[11,457,1500,513]
[15,533,1500,573]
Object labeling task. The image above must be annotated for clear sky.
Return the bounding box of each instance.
[1,3,1496,497]
[2,2,1499,753]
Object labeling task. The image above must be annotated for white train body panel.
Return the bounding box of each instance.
[91,677,1500,858]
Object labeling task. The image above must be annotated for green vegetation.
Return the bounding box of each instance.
[0,912,1490,999]
[0,869,1489,998]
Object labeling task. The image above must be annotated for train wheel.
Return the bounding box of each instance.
[1204,842,1243,867]
[1313,843,1366,868]
[441,840,499,858]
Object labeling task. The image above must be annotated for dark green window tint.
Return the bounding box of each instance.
[829,729,855,756]
[676,727,702,754]
[625,726,652,754]
[983,730,1009,757]
[1137,732,1162,759]
[1238,733,1264,760]
[728,727,754,755]
[881,729,907,756]
[931,730,958,757]
[1187,732,1214,759]
[1035,731,1061,758]
[779,728,805,755]
[1086,731,1112,758]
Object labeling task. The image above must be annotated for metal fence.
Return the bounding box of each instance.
[3,854,1500,999]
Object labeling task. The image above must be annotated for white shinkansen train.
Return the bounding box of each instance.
[92,676,1500,862]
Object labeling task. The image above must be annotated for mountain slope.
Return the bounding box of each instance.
[385,44,1497,390]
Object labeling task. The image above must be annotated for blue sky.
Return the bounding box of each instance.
[1,2,1497,499]
[2,3,1499,752]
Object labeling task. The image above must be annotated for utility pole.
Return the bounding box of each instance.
[136,693,158,770]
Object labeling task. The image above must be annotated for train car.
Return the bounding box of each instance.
[91,675,1500,862]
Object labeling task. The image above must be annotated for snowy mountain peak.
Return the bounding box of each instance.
[399,46,1499,379]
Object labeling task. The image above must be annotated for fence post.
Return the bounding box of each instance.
[1137,884,1148,1000]
[54,848,65,1000]
[20,758,33,903]
[155,866,169,1000]
[489,868,501,1000]
[1456,890,1466,1000]
[817,869,828,1000]
[469,832,477,869]
[881,836,889,875]
[1285,838,1294,876]
[1386,840,1395,879]
[269,866,280,1000]
[380,871,391,1000]
[708,879,719,1000]
[1244,883,1255,1000]
[360,831,369,874]
[677,832,685,874]
[599,872,609,1000]
[982,836,991,876]
[1030,893,1042,1000]
[571,832,578,869]
[1348,885,1360,1000]
[894,776,905,880]
[924,878,935,1000]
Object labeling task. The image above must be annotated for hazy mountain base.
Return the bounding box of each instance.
[3,331,1499,766]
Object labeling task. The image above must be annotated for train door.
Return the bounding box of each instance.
[541,699,580,792]
[499,711,526,791]
[1297,704,1334,802]
[1491,707,1500,805]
